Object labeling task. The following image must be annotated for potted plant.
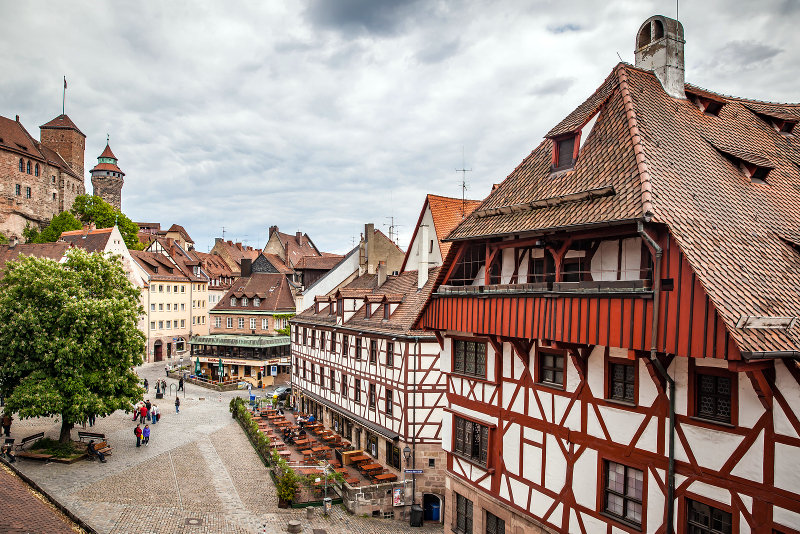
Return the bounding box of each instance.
[277,467,299,508]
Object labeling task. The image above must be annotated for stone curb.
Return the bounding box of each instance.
[0,456,99,534]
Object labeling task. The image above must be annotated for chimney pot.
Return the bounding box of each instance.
[634,15,685,99]
[15,115,19,122]
[418,225,429,289]
[377,261,387,287]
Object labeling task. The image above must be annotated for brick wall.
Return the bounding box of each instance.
[91,175,123,210]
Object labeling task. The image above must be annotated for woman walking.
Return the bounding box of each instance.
[175,396,180,414]
[134,424,142,447]
[142,424,150,446]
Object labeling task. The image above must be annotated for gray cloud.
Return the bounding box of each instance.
[0,0,798,256]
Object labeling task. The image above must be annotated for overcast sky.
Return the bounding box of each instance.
[2,0,797,254]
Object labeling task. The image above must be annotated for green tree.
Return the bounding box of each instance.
[0,233,8,245]
[71,195,146,250]
[22,222,40,244]
[0,249,145,443]
[31,212,82,243]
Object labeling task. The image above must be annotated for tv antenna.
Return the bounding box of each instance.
[221,226,226,241]
[456,146,472,218]
[384,191,403,244]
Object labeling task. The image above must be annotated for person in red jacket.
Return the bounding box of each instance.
[139,404,147,424]
[134,424,142,447]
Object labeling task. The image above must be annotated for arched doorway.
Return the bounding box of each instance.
[154,341,163,362]
[423,493,443,523]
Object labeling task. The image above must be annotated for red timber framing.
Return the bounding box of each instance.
[426,228,800,534]
[424,233,741,361]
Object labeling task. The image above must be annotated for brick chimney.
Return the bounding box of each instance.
[365,223,375,274]
[377,261,387,287]
[418,225,429,289]
[296,232,303,247]
[82,222,96,237]
[269,226,278,237]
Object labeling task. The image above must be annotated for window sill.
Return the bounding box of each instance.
[599,512,642,532]
[688,416,735,429]
[450,371,493,384]
[451,452,488,471]
[605,398,637,408]
[535,381,565,392]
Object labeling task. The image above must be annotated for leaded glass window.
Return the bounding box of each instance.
[610,363,635,402]
[455,493,473,534]
[539,351,564,386]
[453,415,488,467]
[687,499,732,534]
[453,340,487,378]
[486,512,505,534]
[604,461,643,526]
[697,374,732,423]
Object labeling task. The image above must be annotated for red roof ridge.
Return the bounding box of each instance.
[616,63,654,222]
[684,82,800,107]
[99,144,117,159]
[39,114,86,137]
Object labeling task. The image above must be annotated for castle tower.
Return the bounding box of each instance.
[634,15,685,99]
[40,114,86,177]
[90,142,125,210]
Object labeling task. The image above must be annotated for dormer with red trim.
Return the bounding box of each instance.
[685,86,727,117]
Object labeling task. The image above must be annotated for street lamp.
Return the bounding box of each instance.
[403,446,411,465]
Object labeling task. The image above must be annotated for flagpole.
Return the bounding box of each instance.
[62,76,66,116]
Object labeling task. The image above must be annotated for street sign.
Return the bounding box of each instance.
[405,469,423,474]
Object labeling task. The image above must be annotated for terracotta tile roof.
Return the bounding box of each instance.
[0,243,71,279]
[277,231,322,267]
[37,144,80,178]
[295,267,440,337]
[211,273,295,312]
[39,114,86,137]
[344,273,377,289]
[99,144,117,159]
[428,194,483,259]
[167,224,193,243]
[218,240,262,264]
[545,70,618,138]
[0,115,45,161]
[444,63,800,355]
[131,250,190,282]
[262,253,294,275]
[294,254,344,270]
[59,227,113,253]
[90,162,124,174]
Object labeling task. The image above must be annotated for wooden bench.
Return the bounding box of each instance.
[15,451,53,462]
[87,441,113,459]
[78,431,106,442]
[15,432,44,450]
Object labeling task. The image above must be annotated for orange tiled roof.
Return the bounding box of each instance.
[99,144,117,159]
[444,63,800,356]
[39,114,86,137]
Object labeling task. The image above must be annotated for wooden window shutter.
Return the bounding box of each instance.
[557,136,575,169]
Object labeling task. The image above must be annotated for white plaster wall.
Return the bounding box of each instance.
[471,266,485,286]
[522,442,543,484]
[599,405,645,446]
[686,480,730,505]
[646,473,666,534]
[775,363,800,438]
[529,488,554,518]
[572,447,598,509]
[730,429,763,483]
[775,441,800,493]
[441,411,452,451]
[406,206,443,271]
[518,253,530,284]
[682,424,744,472]
[504,423,521,476]
[587,345,606,399]
[296,250,358,311]
[639,359,658,407]
[450,405,498,427]
[501,247,515,284]
[621,237,642,280]
[591,240,619,281]
[673,357,689,416]
[774,505,800,532]
[544,434,567,492]
[738,372,766,428]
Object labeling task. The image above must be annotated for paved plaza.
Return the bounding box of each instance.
[6,361,443,534]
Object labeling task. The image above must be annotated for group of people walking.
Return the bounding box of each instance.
[132,399,159,448]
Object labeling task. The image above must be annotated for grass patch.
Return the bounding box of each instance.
[30,438,83,459]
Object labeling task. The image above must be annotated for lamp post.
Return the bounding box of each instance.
[403,446,413,520]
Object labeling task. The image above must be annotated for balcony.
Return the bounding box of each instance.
[437,279,653,297]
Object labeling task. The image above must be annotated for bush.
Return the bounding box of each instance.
[30,437,81,458]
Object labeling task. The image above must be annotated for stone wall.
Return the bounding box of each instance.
[91,175,123,211]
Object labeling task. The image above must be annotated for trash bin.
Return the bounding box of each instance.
[428,503,440,522]
[323,497,332,515]
[410,504,424,527]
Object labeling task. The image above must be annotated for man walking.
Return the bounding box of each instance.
[139,403,147,424]
[145,399,152,421]
[2,412,12,437]
[150,405,158,425]
[175,396,180,414]
[178,377,184,392]
[143,378,149,393]
[134,424,142,447]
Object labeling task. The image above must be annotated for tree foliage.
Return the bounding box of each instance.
[0,249,146,442]
[30,212,82,244]
[22,222,40,244]
[0,233,8,245]
[71,195,146,250]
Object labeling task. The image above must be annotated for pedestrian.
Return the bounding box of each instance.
[175,396,180,414]
[134,424,142,447]
[2,412,12,436]
[165,364,169,377]
[139,403,147,424]
[145,399,152,421]
[1,443,16,463]
[87,440,106,463]
[143,424,150,446]
[88,413,96,427]
[143,378,149,393]
[150,405,158,425]
[178,377,184,391]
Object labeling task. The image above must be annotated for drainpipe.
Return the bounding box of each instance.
[638,221,673,534]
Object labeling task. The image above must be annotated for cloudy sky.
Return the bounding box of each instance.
[1,0,797,254]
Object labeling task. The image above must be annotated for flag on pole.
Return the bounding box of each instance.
[64,77,67,89]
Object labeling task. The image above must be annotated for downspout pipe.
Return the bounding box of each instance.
[638,221,673,534]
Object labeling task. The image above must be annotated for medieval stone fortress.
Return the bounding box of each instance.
[1,11,799,534]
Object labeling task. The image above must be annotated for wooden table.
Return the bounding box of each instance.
[334,467,349,474]
[373,473,397,483]
[295,439,313,448]
[311,446,330,453]
[349,454,371,464]
[278,450,291,459]
[272,441,286,449]
[360,463,383,475]
[346,477,361,486]
[267,415,283,420]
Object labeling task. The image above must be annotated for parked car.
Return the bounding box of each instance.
[273,386,291,401]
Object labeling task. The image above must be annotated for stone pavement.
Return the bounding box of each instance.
[8,361,443,534]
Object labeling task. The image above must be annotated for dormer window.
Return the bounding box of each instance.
[231,297,236,306]
[552,134,577,172]
[337,298,344,317]
[242,297,248,307]
[748,165,771,185]
[254,297,260,307]
[329,301,336,315]
[365,303,372,319]
[384,304,391,320]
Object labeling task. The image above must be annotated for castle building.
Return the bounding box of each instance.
[90,142,124,210]
[0,113,87,240]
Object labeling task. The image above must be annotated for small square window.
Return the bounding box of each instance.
[538,349,565,388]
[603,460,643,527]
[150,321,155,330]
[158,320,164,329]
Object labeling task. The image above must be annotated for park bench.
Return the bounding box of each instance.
[15,451,53,462]
[78,431,106,442]
[15,432,44,450]
[86,440,113,459]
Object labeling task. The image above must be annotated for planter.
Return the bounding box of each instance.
[278,498,291,509]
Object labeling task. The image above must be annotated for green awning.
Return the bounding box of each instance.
[189,334,290,348]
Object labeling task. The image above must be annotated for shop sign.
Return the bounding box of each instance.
[392,487,404,507]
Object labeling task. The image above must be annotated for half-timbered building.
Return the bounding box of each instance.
[419,15,800,534]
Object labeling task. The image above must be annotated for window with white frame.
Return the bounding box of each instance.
[150,321,156,330]
[181,303,185,311]
[158,320,164,329]
[180,319,185,328]
[254,297,260,307]
[151,284,156,292]
[227,317,233,328]
[262,318,268,330]
[250,318,256,329]
[166,285,171,293]
[167,304,171,311]
[166,320,171,329]
[242,297,248,307]
[150,304,155,311]
[238,318,245,329]
[159,304,163,311]
[230,297,236,306]
[215,317,221,328]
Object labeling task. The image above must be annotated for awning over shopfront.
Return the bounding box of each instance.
[189,334,290,348]
[300,389,400,441]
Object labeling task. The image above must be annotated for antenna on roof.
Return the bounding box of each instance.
[221,226,226,240]
[384,190,403,245]
[455,146,472,218]
[616,52,623,62]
